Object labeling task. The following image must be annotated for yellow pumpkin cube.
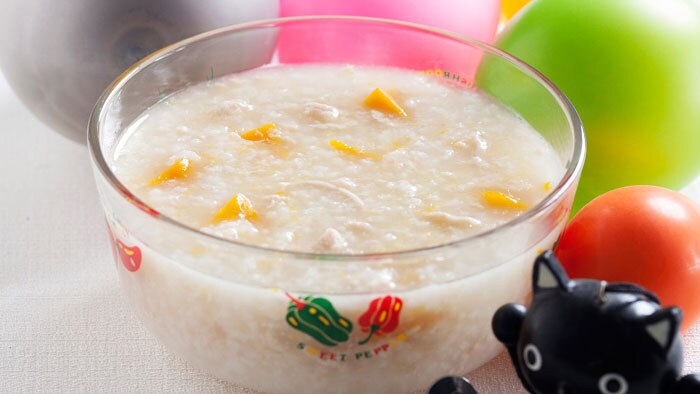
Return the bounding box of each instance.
[329,139,381,160]
[363,88,407,117]
[212,193,258,222]
[240,124,280,143]
[149,158,192,186]
[482,190,528,210]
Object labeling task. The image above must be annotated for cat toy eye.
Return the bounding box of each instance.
[598,373,628,394]
[523,344,542,371]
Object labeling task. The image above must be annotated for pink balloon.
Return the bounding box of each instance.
[277,0,501,77]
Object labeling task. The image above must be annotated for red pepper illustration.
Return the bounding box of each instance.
[358,295,403,345]
[116,239,142,272]
[105,223,141,272]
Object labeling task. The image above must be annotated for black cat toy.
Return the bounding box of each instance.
[429,251,700,394]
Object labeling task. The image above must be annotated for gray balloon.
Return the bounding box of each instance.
[0,0,279,143]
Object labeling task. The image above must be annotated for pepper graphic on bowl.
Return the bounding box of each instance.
[116,239,142,272]
[358,296,403,345]
[285,292,353,347]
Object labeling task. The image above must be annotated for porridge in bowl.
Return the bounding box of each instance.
[104,64,570,393]
[114,65,563,253]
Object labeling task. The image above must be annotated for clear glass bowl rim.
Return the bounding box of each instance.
[87,15,586,262]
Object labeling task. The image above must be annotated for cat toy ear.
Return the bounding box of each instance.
[643,307,682,353]
[533,251,570,293]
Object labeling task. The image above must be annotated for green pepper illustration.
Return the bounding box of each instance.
[285,292,353,346]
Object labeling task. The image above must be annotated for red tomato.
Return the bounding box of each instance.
[555,186,700,330]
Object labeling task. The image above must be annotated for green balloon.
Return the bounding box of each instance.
[492,0,700,212]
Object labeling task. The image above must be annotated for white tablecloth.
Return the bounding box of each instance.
[2,73,700,394]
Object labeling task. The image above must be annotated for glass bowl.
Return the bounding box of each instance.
[88,16,584,394]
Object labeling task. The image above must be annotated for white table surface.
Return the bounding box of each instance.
[2,72,700,394]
